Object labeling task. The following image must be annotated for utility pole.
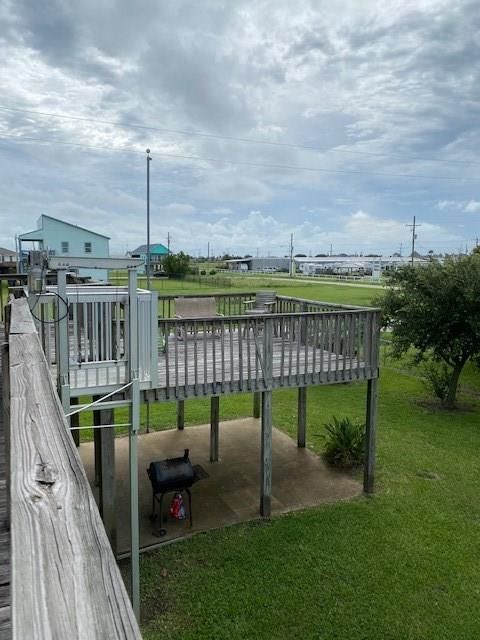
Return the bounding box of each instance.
[146,149,152,288]
[406,216,421,266]
[207,241,210,262]
[167,232,171,254]
[330,243,333,256]
[399,242,403,257]
[289,233,294,277]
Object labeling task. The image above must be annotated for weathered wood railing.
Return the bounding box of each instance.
[7,298,141,638]
[158,291,369,318]
[156,308,380,400]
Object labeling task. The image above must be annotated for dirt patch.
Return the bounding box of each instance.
[414,399,476,413]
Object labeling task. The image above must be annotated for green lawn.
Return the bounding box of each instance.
[137,364,480,640]
[85,276,479,638]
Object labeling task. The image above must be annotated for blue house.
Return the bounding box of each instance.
[18,214,110,281]
[129,243,169,274]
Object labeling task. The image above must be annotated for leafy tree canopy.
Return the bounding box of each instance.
[163,251,190,278]
[378,254,480,407]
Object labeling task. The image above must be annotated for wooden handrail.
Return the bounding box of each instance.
[7,298,141,639]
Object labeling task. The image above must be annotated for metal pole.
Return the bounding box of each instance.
[146,149,152,289]
[127,266,140,621]
[411,215,416,266]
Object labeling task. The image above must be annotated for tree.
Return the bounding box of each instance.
[163,251,190,278]
[378,255,480,408]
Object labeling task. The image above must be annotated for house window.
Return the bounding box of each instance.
[48,249,56,257]
[84,242,92,254]
[61,241,69,253]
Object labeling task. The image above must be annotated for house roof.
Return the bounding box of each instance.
[0,247,16,256]
[19,214,110,240]
[130,244,169,255]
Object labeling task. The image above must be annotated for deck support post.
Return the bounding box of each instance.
[260,318,273,518]
[93,401,116,552]
[210,396,220,462]
[70,397,80,447]
[260,390,273,517]
[364,377,378,494]
[253,391,261,419]
[127,266,140,622]
[297,386,307,448]
[177,400,185,430]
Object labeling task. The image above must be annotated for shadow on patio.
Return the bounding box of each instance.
[79,418,362,555]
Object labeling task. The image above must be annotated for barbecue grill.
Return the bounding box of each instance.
[147,448,194,536]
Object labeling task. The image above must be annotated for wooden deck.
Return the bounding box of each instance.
[67,312,379,399]
[0,325,10,640]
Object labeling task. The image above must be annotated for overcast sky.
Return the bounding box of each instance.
[1,0,479,256]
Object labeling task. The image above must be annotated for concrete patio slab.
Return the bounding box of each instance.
[79,418,362,554]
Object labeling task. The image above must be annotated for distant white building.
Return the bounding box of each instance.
[18,215,110,281]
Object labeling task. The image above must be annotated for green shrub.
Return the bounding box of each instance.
[209,269,216,275]
[422,361,454,404]
[200,270,207,276]
[323,416,365,467]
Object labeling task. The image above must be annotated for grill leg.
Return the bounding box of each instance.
[159,493,165,530]
[185,488,193,528]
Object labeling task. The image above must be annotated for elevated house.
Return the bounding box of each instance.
[18,214,110,281]
[0,247,17,274]
[129,243,169,274]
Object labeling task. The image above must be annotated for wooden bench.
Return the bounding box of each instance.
[174,297,223,341]
[174,297,221,319]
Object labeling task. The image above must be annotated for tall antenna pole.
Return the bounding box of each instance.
[146,149,152,288]
[167,232,170,253]
[289,233,294,277]
[406,216,421,266]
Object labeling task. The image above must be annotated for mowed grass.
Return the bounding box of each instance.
[112,277,480,640]
[139,367,480,640]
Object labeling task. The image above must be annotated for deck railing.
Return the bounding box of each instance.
[7,298,142,638]
[156,308,379,400]
[31,285,158,391]
[157,291,363,318]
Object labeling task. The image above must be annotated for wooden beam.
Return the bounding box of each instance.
[253,391,261,419]
[8,298,141,639]
[177,399,185,430]
[210,396,219,462]
[364,377,378,494]
[260,390,273,517]
[297,386,307,448]
[70,397,80,447]
[93,404,116,551]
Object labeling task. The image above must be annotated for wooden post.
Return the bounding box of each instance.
[364,377,378,494]
[253,391,261,419]
[93,402,116,551]
[70,396,80,447]
[260,318,273,517]
[297,386,307,448]
[177,400,185,430]
[210,396,219,462]
[260,390,272,517]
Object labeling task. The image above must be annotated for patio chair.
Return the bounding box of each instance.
[243,291,277,315]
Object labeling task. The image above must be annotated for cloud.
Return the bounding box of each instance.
[0,0,479,255]
[464,200,480,213]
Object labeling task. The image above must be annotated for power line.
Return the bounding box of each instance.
[0,103,479,168]
[0,133,471,182]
